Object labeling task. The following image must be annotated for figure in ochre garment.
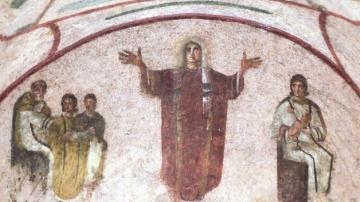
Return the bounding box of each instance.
[119,39,262,201]
[46,94,91,199]
[23,93,106,200]
[271,74,333,196]
[47,94,106,200]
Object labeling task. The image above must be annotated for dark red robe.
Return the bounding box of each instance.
[140,67,244,201]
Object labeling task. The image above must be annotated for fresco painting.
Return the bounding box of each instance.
[0,0,360,201]
[271,74,333,202]
[119,40,261,200]
[11,80,107,200]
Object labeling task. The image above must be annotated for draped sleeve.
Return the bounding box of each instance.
[140,68,164,96]
[209,68,244,99]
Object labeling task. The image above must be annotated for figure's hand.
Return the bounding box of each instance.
[41,105,52,117]
[85,181,97,201]
[301,113,311,127]
[33,101,45,113]
[64,130,73,140]
[302,127,311,135]
[287,105,295,114]
[279,125,289,139]
[288,121,301,140]
[240,52,262,73]
[118,47,143,66]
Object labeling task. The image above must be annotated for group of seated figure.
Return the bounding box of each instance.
[11,80,107,200]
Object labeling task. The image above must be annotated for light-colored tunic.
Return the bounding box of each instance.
[271,97,333,193]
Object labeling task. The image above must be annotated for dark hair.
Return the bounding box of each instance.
[31,80,47,91]
[61,93,78,112]
[289,74,309,96]
[84,93,97,102]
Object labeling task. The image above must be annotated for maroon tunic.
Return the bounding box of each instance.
[140,67,244,201]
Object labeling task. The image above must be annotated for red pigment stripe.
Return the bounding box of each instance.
[319,13,343,71]
[48,23,61,57]
[1,0,359,42]
[326,11,360,25]
[271,0,360,25]
[0,0,154,41]
[0,13,359,103]
[319,12,359,90]
[0,34,10,41]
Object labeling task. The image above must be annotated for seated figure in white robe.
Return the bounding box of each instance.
[271,74,333,194]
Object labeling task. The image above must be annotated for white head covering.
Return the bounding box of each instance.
[175,37,213,114]
[175,37,211,84]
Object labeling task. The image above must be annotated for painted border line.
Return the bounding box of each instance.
[1,0,358,42]
[105,1,272,20]
[48,23,61,57]
[271,0,360,25]
[0,0,154,41]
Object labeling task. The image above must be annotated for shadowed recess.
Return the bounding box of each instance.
[105,1,272,20]
[10,0,27,9]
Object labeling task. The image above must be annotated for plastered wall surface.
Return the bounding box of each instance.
[0,1,359,201]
